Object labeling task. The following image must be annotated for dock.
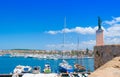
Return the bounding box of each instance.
[0,72,91,77]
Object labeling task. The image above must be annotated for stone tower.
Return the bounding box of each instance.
[96,17,104,46]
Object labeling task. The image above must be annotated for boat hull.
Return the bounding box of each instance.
[58,66,74,73]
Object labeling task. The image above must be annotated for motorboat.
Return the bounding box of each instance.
[58,60,74,73]
[43,63,51,73]
[32,66,40,74]
[13,65,32,74]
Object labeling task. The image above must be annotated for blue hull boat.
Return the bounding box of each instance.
[58,60,74,73]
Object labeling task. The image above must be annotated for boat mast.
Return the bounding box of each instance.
[62,16,66,58]
[77,36,79,63]
[63,16,66,50]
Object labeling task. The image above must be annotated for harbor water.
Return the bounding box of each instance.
[0,55,94,74]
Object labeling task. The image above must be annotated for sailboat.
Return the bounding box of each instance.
[74,63,86,72]
[74,36,86,73]
[59,60,74,73]
[58,17,74,73]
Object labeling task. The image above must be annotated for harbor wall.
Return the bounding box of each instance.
[94,45,120,69]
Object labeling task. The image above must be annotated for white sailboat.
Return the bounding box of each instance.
[74,36,86,73]
[58,17,74,73]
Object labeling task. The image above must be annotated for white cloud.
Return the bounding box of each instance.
[104,17,120,37]
[46,40,96,50]
[47,26,97,35]
[104,20,116,25]
[103,17,120,45]
[104,24,120,37]
[47,31,58,35]
[72,27,97,34]
[104,17,120,25]
[105,37,120,45]
[115,17,120,22]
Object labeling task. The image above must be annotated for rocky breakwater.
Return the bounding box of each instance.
[89,57,120,77]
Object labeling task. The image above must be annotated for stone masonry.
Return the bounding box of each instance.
[94,45,120,69]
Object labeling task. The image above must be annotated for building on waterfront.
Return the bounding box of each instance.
[96,17,104,46]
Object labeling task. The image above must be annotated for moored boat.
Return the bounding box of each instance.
[58,60,74,73]
[13,65,32,74]
[74,63,86,72]
[43,63,51,73]
[32,66,40,74]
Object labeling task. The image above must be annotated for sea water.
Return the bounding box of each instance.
[0,56,94,74]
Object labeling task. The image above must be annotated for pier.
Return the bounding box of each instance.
[0,72,90,77]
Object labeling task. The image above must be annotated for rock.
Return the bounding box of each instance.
[88,57,120,77]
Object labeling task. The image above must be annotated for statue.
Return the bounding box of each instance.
[98,16,102,30]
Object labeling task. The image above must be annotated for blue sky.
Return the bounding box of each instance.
[0,0,120,50]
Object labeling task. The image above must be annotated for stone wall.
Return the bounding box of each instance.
[94,45,120,69]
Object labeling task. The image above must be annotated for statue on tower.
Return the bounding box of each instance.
[98,16,102,30]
